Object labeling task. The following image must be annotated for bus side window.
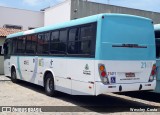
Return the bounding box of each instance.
[17,37,26,54]
[50,29,67,54]
[68,28,79,54]
[50,31,59,54]
[59,29,67,54]
[4,39,12,58]
[79,23,96,56]
[26,35,38,54]
[12,38,17,54]
[4,42,8,55]
[37,32,50,54]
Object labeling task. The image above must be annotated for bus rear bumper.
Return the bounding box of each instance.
[95,80,156,95]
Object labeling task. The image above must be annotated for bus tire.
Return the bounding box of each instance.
[44,73,56,97]
[11,68,18,83]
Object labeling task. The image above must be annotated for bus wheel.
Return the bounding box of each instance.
[44,73,56,97]
[11,68,18,83]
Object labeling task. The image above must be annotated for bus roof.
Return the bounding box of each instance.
[154,24,160,31]
[7,13,152,39]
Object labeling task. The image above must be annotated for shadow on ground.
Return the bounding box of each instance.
[11,79,159,113]
[117,91,160,103]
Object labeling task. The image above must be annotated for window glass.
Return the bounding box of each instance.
[67,23,96,57]
[79,41,91,54]
[59,30,67,42]
[69,28,78,41]
[26,35,37,54]
[80,26,93,41]
[50,30,67,54]
[51,31,59,42]
[26,36,32,53]
[32,35,38,53]
[67,42,79,54]
[50,43,66,54]
[37,32,50,54]
[17,37,26,53]
[12,38,17,54]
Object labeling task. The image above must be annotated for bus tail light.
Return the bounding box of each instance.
[149,64,156,82]
[101,71,106,77]
[98,64,109,84]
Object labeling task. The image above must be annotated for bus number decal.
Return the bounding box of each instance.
[141,62,152,68]
[141,62,146,68]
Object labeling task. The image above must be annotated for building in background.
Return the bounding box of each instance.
[0,6,44,30]
[0,28,23,74]
[44,0,160,26]
[0,6,44,74]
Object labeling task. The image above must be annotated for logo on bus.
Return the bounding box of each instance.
[24,60,29,65]
[111,77,116,83]
[83,64,91,75]
[39,59,44,67]
[85,64,89,70]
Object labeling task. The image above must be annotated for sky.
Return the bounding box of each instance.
[0,0,159,13]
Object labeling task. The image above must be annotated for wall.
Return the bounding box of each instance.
[0,6,44,30]
[44,0,71,26]
[71,0,160,24]
[0,37,5,46]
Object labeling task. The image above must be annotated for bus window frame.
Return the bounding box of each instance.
[7,22,97,58]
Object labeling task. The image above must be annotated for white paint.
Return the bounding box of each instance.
[5,55,156,95]
[44,0,71,26]
[0,6,44,30]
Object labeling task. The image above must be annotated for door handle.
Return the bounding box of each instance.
[67,77,71,80]
[25,70,27,71]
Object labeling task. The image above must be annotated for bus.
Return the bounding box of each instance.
[3,13,156,96]
[154,24,160,93]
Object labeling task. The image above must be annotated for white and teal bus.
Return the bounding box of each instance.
[3,14,156,96]
[154,24,160,93]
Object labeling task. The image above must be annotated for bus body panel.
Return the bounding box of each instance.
[9,56,96,95]
[94,15,156,91]
[96,15,155,60]
[94,60,155,84]
[4,59,10,76]
[95,80,156,95]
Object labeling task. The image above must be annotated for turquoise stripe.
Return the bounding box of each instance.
[17,56,23,80]
[29,56,38,82]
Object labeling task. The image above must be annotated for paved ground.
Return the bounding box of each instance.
[0,75,160,115]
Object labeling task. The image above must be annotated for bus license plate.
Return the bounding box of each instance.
[125,73,135,77]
